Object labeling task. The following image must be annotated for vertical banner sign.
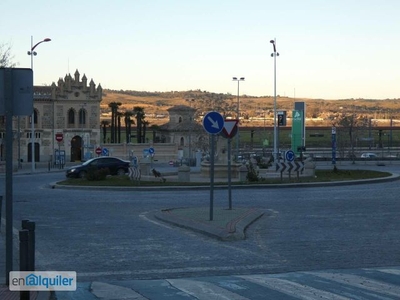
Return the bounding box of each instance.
[332,127,337,165]
[292,110,303,154]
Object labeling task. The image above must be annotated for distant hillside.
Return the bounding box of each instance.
[101,89,400,126]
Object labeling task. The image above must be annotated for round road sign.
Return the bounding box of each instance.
[55,133,63,142]
[95,147,102,155]
[285,150,295,162]
[202,111,224,134]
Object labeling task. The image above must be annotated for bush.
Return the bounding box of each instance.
[86,166,110,181]
[246,161,259,182]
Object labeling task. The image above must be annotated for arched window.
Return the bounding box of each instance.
[68,109,75,124]
[178,116,182,123]
[79,109,86,125]
[180,137,184,146]
[33,109,38,124]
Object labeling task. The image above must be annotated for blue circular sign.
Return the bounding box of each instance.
[102,148,109,156]
[202,111,224,134]
[285,150,295,162]
[148,147,155,154]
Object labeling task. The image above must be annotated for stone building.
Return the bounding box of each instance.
[159,105,206,159]
[3,70,102,164]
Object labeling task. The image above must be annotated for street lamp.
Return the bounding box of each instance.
[80,102,87,161]
[27,36,51,172]
[270,39,279,161]
[232,77,245,159]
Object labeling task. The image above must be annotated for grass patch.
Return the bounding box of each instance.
[57,169,392,187]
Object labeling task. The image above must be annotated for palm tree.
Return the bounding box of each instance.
[132,106,145,143]
[123,111,134,143]
[108,102,121,143]
[116,111,123,143]
[101,120,110,144]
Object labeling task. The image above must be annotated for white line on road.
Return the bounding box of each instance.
[238,275,350,300]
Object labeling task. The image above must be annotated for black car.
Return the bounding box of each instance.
[66,157,131,178]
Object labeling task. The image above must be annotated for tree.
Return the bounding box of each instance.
[336,112,370,162]
[132,106,146,143]
[116,112,121,143]
[108,102,121,143]
[101,120,109,144]
[0,42,17,68]
[123,111,134,143]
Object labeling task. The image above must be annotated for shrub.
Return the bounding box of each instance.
[86,166,110,181]
[246,161,259,182]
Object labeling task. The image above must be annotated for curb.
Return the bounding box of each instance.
[154,208,264,241]
[50,172,400,191]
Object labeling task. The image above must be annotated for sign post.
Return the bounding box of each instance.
[203,111,224,221]
[332,127,337,166]
[220,119,238,210]
[0,68,33,284]
[55,133,63,168]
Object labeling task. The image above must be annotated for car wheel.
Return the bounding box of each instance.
[78,171,86,179]
[117,168,126,176]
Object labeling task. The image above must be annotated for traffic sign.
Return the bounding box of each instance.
[220,119,238,139]
[202,111,224,134]
[95,147,102,155]
[102,148,109,156]
[285,150,295,162]
[55,133,63,142]
[148,147,155,154]
[276,161,304,173]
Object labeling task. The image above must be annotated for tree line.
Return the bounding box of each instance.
[101,103,149,144]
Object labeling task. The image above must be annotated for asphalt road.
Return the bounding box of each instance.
[2,166,400,286]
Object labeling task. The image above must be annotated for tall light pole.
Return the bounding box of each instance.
[270,39,279,161]
[232,77,245,159]
[27,36,51,172]
[80,102,87,161]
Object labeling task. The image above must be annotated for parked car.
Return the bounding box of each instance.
[66,157,131,178]
[361,152,378,159]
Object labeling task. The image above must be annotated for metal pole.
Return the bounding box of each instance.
[270,38,279,161]
[236,80,240,159]
[209,134,215,221]
[228,138,232,210]
[30,36,35,172]
[273,45,277,161]
[28,36,51,171]
[18,116,21,169]
[4,68,14,285]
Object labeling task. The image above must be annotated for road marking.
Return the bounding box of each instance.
[238,275,350,300]
[374,268,400,276]
[166,279,250,300]
[310,272,400,298]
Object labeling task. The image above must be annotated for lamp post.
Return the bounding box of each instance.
[232,77,245,159]
[27,36,51,172]
[80,102,87,161]
[270,39,279,161]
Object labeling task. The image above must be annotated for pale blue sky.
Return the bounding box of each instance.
[3,0,400,99]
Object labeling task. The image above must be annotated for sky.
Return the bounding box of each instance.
[2,0,400,100]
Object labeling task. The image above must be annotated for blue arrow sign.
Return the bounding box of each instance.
[102,148,109,156]
[202,111,224,134]
[285,150,295,162]
[148,147,155,154]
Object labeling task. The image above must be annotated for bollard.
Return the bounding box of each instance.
[19,229,30,300]
[21,220,35,271]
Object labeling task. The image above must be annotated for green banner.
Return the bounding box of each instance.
[291,110,303,154]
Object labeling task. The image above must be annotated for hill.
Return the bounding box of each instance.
[101,89,400,127]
